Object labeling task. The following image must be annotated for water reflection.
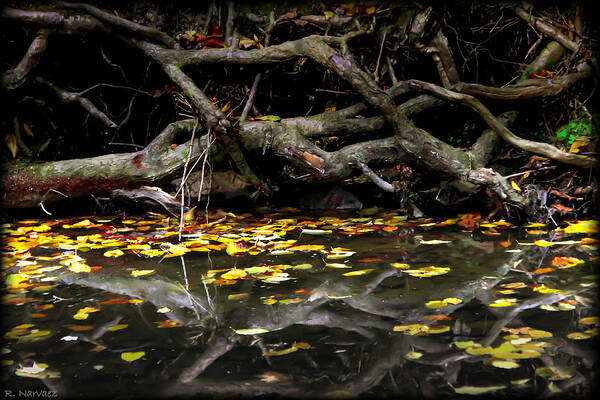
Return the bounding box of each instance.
[2,209,598,398]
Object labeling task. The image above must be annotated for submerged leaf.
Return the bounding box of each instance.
[535,366,573,380]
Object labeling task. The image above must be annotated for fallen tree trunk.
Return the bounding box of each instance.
[1,120,199,209]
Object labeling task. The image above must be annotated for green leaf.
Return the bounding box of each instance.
[453,385,506,395]
[121,351,145,362]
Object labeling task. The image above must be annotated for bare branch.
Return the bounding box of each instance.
[1,29,49,90]
[514,6,579,52]
[358,162,396,192]
[33,76,117,128]
[407,79,597,168]
[57,1,176,48]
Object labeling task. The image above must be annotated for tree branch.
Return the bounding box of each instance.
[357,162,396,192]
[1,29,49,90]
[407,79,597,168]
[57,1,176,48]
[514,6,579,52]
[33,76,117,128]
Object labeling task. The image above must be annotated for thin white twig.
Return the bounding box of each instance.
[178,120,199,241]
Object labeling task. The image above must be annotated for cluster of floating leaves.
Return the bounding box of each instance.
[1,208,598,390]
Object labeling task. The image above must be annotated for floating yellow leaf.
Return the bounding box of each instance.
[453,385,506,395]
[293,342,311,349]
[221,269,247,280]
[131,269,154,277]
[161,243,190,255]
[564,220,598,234]
[557,302,576,311]
[68,262,91,273]
[465,345,494,355]
[234,328,269,335]
[527,329,552,338]
[425,300,447,308]
[279,298,304,304]
[405,350,423,359]
[488,359,520,369]
[390,263,410,269]
[418,239,451,244]
[103,249,124,257]
[121,351,145,362]
[567,332,591,340]
[502,282,526,289]
[301,229,332,235]
[73,307,100,320]
[326,263,352,269]
[578,316,598,325]
[108,324,128,332]
[427,325,450,334]
[139,249,165,257]
[5,274,28,288]
[535,366,573,381]
[489,298,518,307]
[404,266,450,278]
[26,330,51,337]
[126,244,151,250]
[289,244,325,251]
[326,251,355,259]
[292,263,313,270]
[444,298,462,305]
[453,341,475,348]
[228,293,250,301]
[342,269,374,276]
[245,266,270,274]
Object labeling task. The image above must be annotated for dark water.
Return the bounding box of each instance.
[2,209,598,398]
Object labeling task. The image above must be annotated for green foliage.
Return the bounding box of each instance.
[555,113,598,144]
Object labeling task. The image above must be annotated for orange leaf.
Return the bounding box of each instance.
[551,204,573,212]
[100,298,132,305]
[533,267,555,274]
[203,38,226,48]
[67,325,94,331]
[155,320,179,328]
[423,314,453,321]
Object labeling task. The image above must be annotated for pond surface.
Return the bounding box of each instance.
[2,208,598,398]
